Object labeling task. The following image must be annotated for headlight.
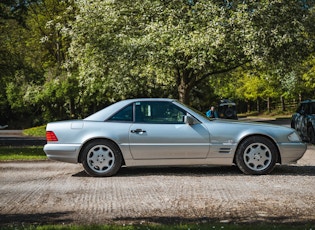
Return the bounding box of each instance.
[288,132,302,142]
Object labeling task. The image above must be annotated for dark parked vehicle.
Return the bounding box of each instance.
[218,99,238,119]
[291,99,315,144]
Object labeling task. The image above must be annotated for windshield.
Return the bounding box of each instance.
[175,101,214,120]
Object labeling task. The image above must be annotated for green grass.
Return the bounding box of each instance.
[0,146,47,161]
[1,223,314,230]
[0,125,47,161]
[23,125,46,137]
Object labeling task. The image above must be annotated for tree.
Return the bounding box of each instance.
[1,0,314,127]
[22,0,78,121]
[0,0,76,127]
[301,55,315,97]
[0,1,41,126]
[69,0,314,105]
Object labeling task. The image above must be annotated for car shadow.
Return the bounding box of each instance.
[72,165,315,177]
[273,165,315,175]
[72,166,241,177]
[113,215,315,226]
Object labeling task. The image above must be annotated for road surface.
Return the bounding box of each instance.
[0,118,314,227]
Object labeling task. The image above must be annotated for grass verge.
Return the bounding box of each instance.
[0,146,47,161]
[23,125,46,137]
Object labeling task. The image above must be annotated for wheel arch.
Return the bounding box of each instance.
[233,134,281,164]
[78,138,125,165]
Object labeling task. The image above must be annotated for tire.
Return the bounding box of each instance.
[235,136,278,175]
[307,126,315,144]
[225,108,234,118]
[81,140,122,177]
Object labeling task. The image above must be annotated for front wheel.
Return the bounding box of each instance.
[235,136,278,175]
[81,140,122,177]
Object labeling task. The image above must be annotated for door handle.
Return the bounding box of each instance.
[131,129,146,134]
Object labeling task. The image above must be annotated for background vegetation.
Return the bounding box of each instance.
[1,0,315,128]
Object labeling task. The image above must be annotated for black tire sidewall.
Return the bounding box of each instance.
[225,108,234,118]
[235,136,278,175]
[81,140,122,177]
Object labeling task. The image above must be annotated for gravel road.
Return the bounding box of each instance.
[0,145,315,227]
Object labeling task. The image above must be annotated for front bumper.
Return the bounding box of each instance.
[278,142,307,164]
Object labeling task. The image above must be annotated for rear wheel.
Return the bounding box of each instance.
[235,136,278,175]
[224,108,233,118]
[81,140,122,177]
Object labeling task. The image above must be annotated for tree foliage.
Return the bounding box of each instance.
[0,0,76,126]
[69,0,314,106]
[0,0,315,127]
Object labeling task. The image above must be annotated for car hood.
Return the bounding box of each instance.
[209,118,292,130]
[202,118,298,144]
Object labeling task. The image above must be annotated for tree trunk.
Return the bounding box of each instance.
[178,83,191,104]
[247,101,250,113]
[69,98,75,118]
[176,70,194,105]
[281,96,285,111]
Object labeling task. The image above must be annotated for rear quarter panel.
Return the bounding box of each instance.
[46,120,134,162]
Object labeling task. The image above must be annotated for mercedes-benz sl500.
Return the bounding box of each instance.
[44,98,306,177]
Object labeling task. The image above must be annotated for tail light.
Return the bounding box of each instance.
[46,131,58,142]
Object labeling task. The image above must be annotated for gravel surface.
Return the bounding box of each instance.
[0,145,315,227]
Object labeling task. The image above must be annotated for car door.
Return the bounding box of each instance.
[299,103,310,138]
[129,101,210,159]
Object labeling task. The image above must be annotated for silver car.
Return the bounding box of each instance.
[44,98,306,177]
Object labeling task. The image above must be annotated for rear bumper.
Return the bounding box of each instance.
[278,142,307,164]
[43,143,81,164]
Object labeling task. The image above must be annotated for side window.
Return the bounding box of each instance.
[298,104,306,114]
[135,101,186,124]
[108,104,133,122]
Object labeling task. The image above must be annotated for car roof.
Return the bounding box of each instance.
[219,102,236,106]
[301,99,315,104]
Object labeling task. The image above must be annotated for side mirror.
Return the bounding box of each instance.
[184,115,195,125]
